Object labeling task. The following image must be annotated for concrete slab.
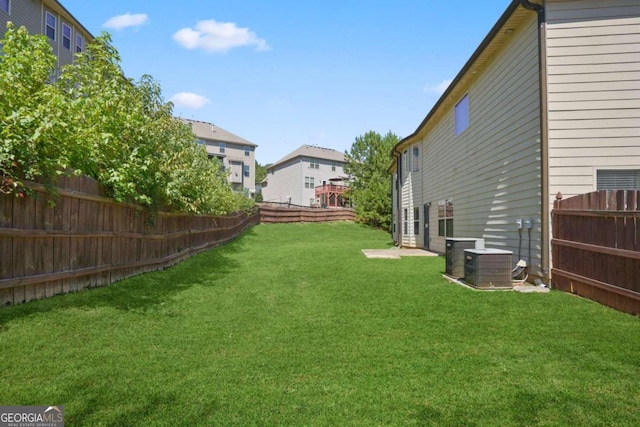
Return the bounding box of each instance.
[362,248,439,259]
[443,274,551,293]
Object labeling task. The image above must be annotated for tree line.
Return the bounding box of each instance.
[0,23,252,215]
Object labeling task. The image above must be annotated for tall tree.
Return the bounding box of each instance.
[344,131,399,231]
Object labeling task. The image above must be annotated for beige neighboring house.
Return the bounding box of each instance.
[184,119,257,196]
[262,145,348,207]
[1,0,94,71]
[391,0,640,283]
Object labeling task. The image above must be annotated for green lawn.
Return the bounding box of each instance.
[1,222,638,426]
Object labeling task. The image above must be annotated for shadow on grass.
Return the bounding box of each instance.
[0,227,256,325]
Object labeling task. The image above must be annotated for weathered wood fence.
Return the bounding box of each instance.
[258,203,355,224]
[0,175,259,307]
[552,190,640,315]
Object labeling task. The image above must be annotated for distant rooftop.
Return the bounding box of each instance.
[182,118,257,147]
[270,145,346,169]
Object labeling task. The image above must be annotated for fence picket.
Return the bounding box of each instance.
[552,190,640,315]
[0,176,259,307]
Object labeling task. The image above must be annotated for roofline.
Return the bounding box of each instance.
[48,0,96,42]
[181,118,258,147]
[268,146,346,171]
[391,0,522,157]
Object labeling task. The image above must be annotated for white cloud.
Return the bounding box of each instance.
[169,92,211,109]
[103,13,148,30]
[424,79,453,95]
[172,20,270,53]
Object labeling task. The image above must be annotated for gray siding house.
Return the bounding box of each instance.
[262,145,347,207]
[185,119,258,196]
[391,0,640,283]
[1,0,93,71]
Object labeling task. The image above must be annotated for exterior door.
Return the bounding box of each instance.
[423,204,430,250]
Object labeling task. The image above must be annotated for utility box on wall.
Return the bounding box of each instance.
[464,248,513,289]
[445,238,485,278]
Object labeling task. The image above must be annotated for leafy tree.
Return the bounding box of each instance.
[254,161,270,185]
[0,23,71,196]
[344,131,399,231]
[0,24,253,215]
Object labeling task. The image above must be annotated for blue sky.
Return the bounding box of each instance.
[61,0,512,164]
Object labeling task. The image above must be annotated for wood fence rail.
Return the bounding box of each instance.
[258,203,356,224]
[551,190,640,315]
[0,176,259,307]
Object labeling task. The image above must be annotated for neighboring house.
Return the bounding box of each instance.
[391,0,640,283]
[262,145,348,207]
[184,119,258,196]
[0,0,93,71]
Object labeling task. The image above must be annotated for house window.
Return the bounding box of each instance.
[455,94,469,135]
[412,146,420,172]
[403,208,408,235]
[219,142,226,153]
[244,146,250,156]
[597,169,640,190]
[45,12,56,40]
[438,200,454,237]
[309,160,319,169]
[413,207,420,235]
[75,33,84,53]
[62,23,71,50]
[0,0,9,14]
[403,150,409,173]
[243,165,250,177]
[305,176,315,189]
[332,163,336,172]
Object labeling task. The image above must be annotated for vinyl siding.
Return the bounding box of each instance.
[262,157,345,206]
[261,159,302,205]
[547,0,640,199]
[1,1,92,71]
[400,13,542,271]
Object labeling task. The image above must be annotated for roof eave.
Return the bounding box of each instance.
[391,0,523,157]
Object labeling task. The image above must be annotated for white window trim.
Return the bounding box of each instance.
[45,11,56,41]
[75,33,84,53]
[62,22,71,50]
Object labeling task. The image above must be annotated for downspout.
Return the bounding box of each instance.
[520,0,550,281]
[392,147,402,246]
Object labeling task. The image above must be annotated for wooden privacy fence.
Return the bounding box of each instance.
[0,175,259,307]
[552,190,640,315]
[258,203,355,224]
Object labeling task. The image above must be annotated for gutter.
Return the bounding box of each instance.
[520,0,550,280]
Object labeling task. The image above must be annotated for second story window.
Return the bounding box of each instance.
[412,146,420,172]
[1,0,9,14]
[45,12,56,41]
[244,146,250,156]
[75,33,84,53]
[243,165,250,177]
[332,163,336,172]
[309,160,319,169]
[455,94,469,136]
[219,142,226,153]
[62,23,71,50]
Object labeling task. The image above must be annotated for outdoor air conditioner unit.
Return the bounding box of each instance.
[445,238,485,278]
[464,248,513,289]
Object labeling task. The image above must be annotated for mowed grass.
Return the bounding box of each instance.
[0,222,638,426]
